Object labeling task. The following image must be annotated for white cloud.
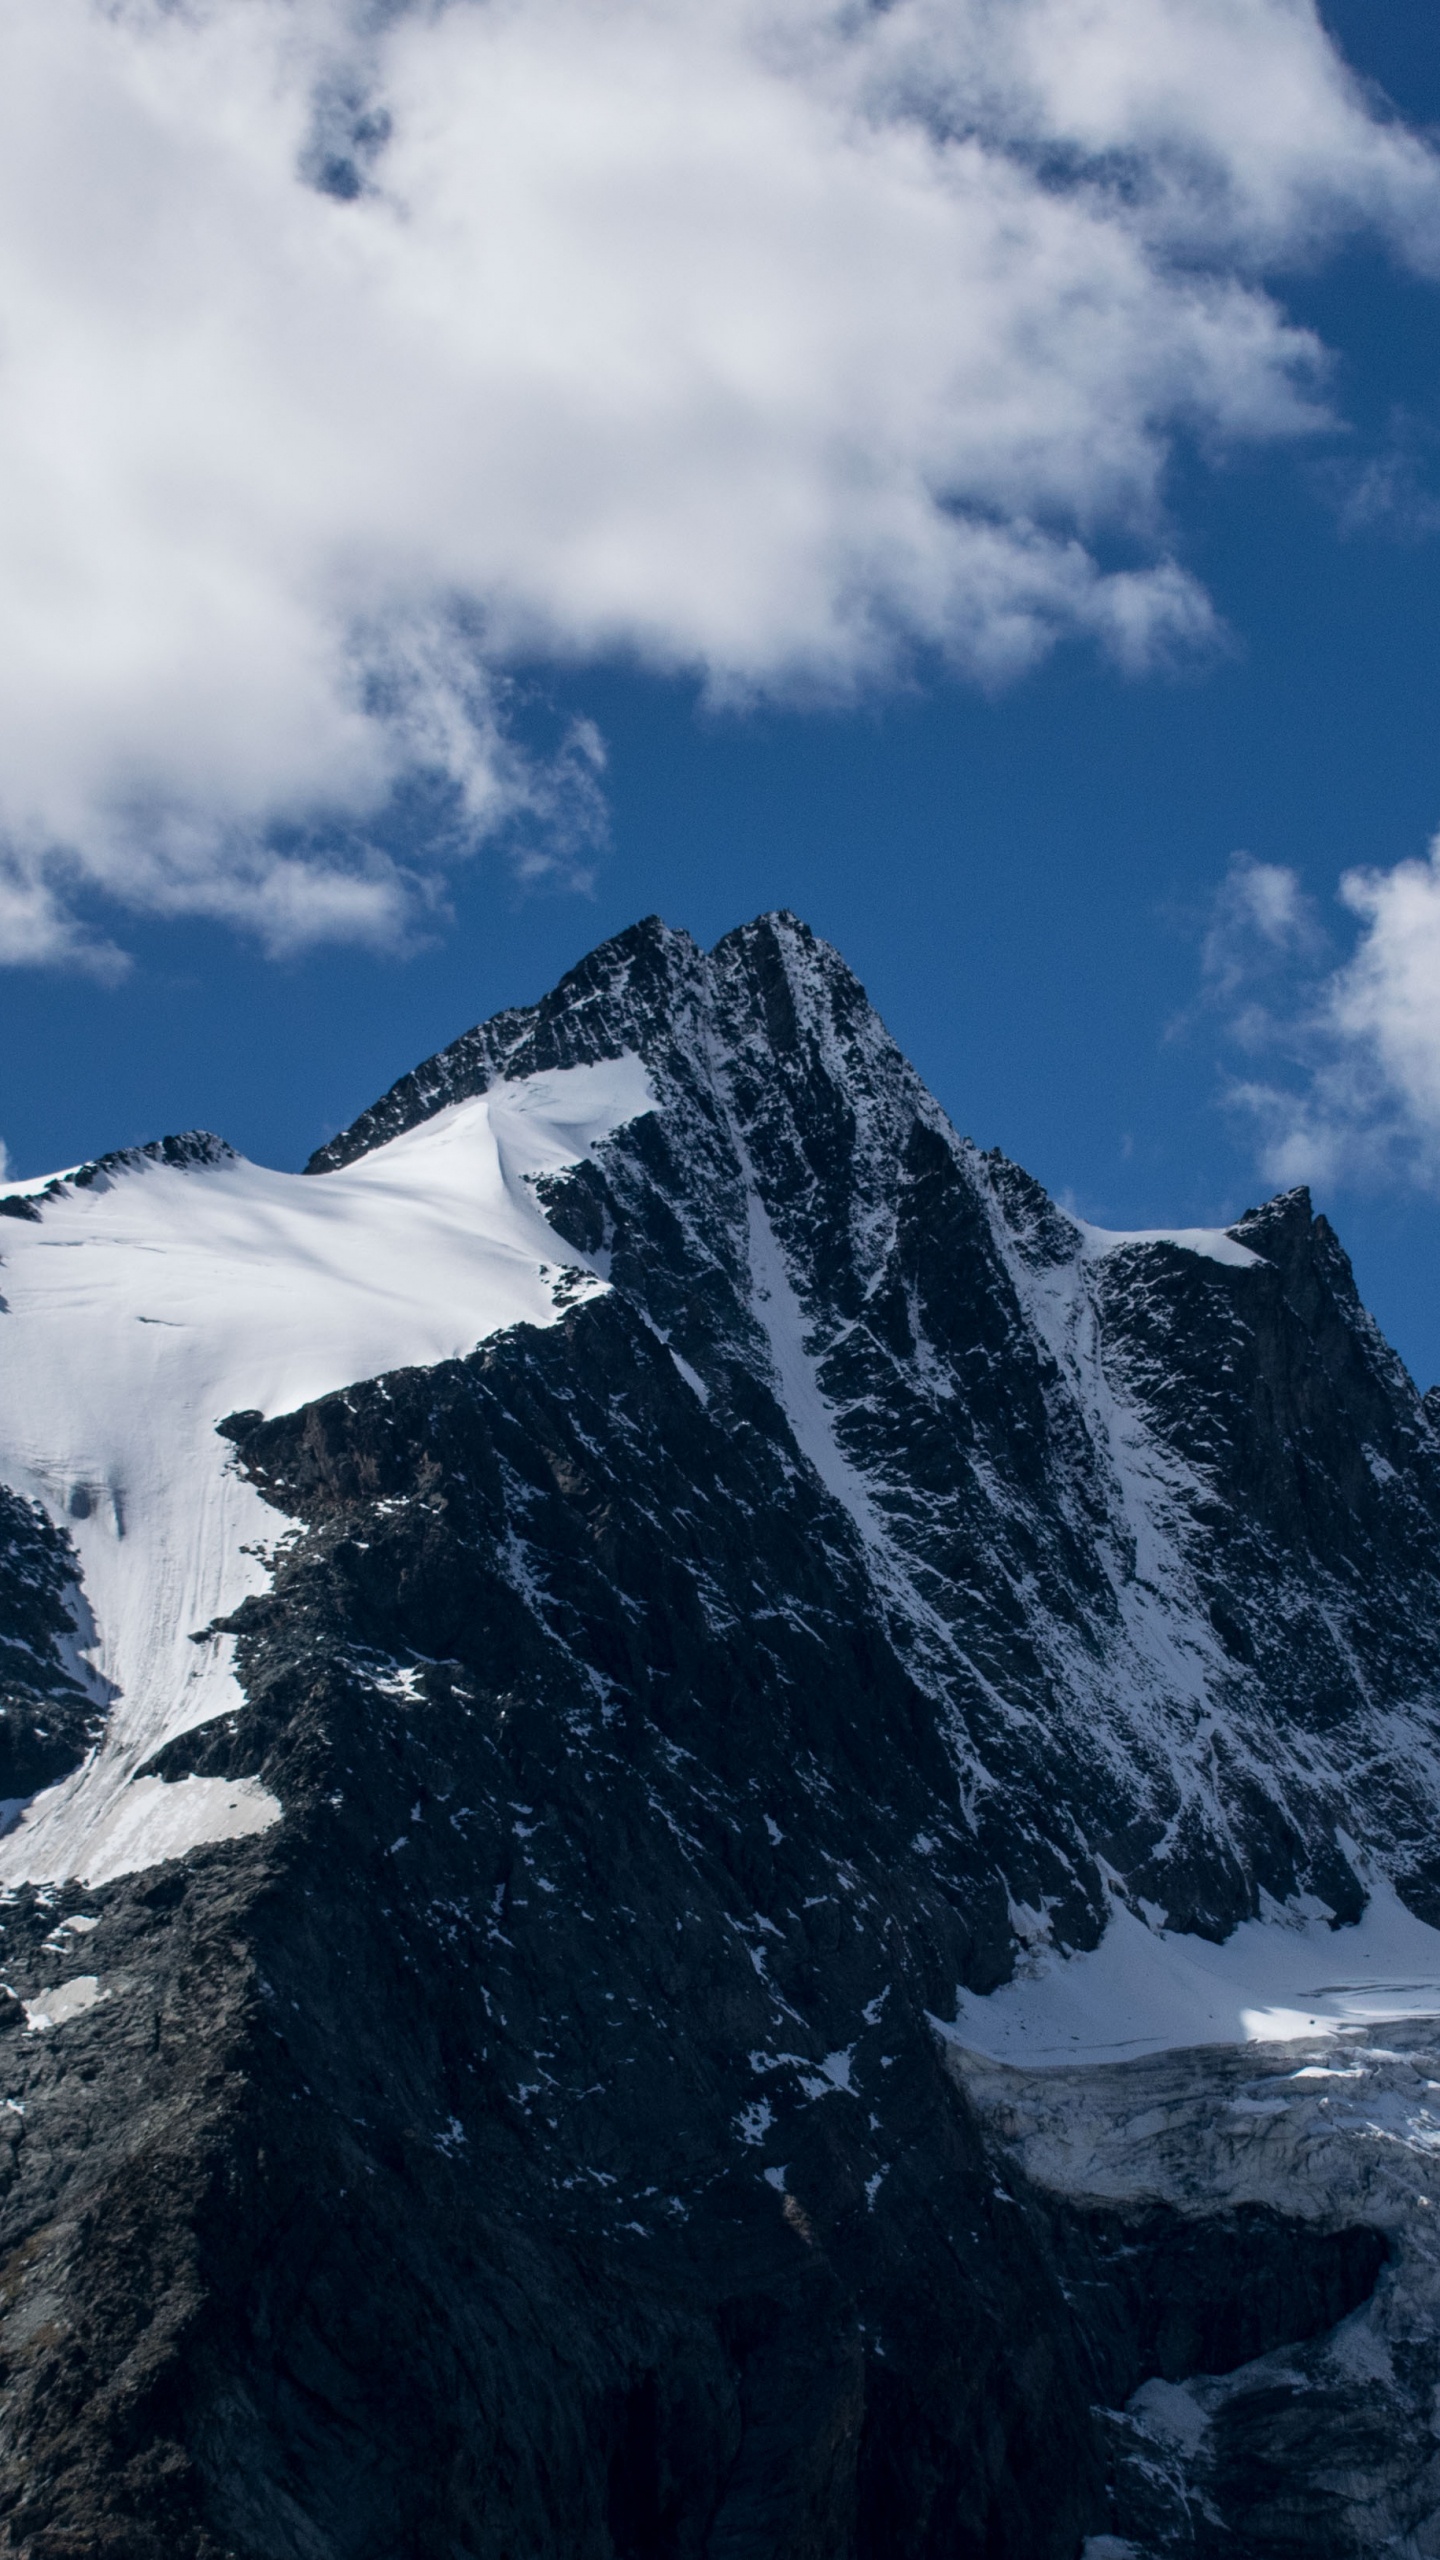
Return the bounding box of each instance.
[0,0,1437,965]
[1327,845,1440,1165]
[1213,840,1440,1192]
[1202,850,1321,991]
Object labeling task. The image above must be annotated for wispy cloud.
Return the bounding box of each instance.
[1,0,1438,966]
[1319,412,1440,542]
[1200,852,1326,1018]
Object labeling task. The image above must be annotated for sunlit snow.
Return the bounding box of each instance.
[0,1056,654,1885]
[1074,1218,1261,1270]
[945,1868,1440,2066]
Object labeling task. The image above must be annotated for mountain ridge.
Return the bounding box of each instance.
[0,909,1439,2553]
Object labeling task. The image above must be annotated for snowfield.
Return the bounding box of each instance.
[943,1863,1440,2067]
[0,1057,654,1885]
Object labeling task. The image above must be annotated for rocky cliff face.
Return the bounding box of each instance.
[0,912,1438,2557]
[311,909,1440,1949]
[0,1493,100,1806]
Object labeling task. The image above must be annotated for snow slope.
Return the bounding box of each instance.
[945,1868,1440,2065]
[0,1057,654,1885]
[1074,1218,1260,1271]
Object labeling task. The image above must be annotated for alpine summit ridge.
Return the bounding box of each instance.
[0,911,1437,2556]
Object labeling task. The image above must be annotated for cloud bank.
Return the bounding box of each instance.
[2,0,1438,965]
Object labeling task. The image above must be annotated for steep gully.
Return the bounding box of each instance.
[0,913,1436,2553]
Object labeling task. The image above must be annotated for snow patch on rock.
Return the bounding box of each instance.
[23,1975,106,2031]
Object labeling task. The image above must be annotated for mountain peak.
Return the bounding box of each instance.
[303,908,863,1176]
[4,912,1440,2555]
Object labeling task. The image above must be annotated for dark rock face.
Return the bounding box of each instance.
[1054,2201,1388,2400]
[315,912,1440,1950]
[0,911,1435,2555]
[0,1490,100,1802]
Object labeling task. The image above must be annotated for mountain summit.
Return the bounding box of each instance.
[0,912,1438,2555]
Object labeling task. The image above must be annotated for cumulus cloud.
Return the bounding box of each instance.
[1334,850,1440,1138]
[1,0,1438,966]
[1209,842,1440,1192]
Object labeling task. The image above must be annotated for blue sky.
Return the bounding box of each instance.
[4,0,1440,1385]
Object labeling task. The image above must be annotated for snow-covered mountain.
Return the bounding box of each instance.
[2,911,1440,2556]
[0,1063,641,1884]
